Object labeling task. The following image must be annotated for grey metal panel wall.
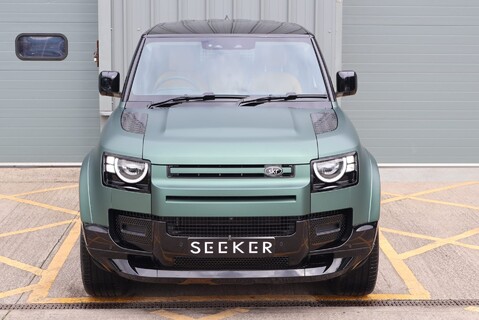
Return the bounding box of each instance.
[102,0,341,106]
[342,0,479,163]
[0,0,99,163]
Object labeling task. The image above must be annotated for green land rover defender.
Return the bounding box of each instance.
[79,19,380,297]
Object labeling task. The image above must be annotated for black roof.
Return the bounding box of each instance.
[146,19,312,36]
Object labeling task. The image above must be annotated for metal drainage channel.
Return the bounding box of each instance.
[1,300,478,310]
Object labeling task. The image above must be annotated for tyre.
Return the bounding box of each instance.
[328,235,379,296]
[80,230,129,297]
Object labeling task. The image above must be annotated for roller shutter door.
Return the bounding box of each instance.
[0,0,99,163]
[342,0,479,163]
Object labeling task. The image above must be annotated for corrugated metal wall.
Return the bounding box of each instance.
[99,0,342,115]
[0,0,99,163]
[342,0,479,163]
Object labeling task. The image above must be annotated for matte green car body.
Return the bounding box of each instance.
[79,19,380,297]
[80,102,380,226]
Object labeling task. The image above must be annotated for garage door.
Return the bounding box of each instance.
[342,0,479,163]
[0,0,99,163]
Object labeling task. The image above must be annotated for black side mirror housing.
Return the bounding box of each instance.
[336,70,357,97]
[99,71,121,97]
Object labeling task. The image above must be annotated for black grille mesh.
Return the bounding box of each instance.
[109,209,352,250]
[309,213,348,249]
[174,257,289,270]
[164,216,297,237]
[110,214,152,251]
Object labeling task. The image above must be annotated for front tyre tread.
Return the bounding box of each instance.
[328,235,379,296]
[80,230,129,297]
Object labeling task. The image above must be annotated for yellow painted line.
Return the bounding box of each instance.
[378,231,430,298]
[0,284,38,299]
[408,196,479,212]
[381,227,479,252]
[2,195,79,216]
[28,219,81,303]
[152,309,249,320]
[35,292,429,305]
[12,184,78,197]
[0,255,43,276]
[380,227,440,242]
[0,220,73,238]
[466,306,479,312]
[381,181,479,204]
[399,228,479,260]
[382,192,403,197]
[200,308,249,320]
[152,309,194,320]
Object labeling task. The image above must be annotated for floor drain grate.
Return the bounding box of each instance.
[0,299,478,310]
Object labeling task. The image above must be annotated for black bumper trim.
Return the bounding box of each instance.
[83,221,377,284]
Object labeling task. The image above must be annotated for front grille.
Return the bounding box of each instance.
[109,209,352,251]
[163,216,297,237]
[174,257,289,270]
[167,164,294,178]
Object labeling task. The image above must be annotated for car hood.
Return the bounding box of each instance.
[142,105,322,165]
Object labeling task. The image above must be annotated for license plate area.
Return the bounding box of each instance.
[188,238,275,257]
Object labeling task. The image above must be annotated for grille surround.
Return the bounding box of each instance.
[167,164,294,178]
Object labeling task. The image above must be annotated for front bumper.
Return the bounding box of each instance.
[82,216,377,284]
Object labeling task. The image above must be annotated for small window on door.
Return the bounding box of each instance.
[15,33,68,61]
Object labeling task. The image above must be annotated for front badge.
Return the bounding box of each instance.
[264,165,283,177]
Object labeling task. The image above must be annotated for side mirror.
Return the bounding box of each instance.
[99,71,121,97]
[336,70,357,97]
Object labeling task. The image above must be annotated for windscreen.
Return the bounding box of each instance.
[131,37,327,98]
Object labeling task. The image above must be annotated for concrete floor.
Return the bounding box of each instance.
[0,167,478,319]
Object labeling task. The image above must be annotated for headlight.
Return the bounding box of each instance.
[103,154,150,192]
[311,152,358,192]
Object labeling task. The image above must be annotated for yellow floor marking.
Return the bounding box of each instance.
[381,181,479,204]
[0,220,73,238]
[200,308,249,320]
[152,309,194,320]
[382,192,403,197]
[2,195,79,216]
[465,306,479,312]
[378,231,430,298]
[399,228,479,260]
[408,196,479,212]
[12,184,78,197]
[152,308,249,320]
[0,256,43,276]
[381,227,440,242]
[28,219,80,303]
[381,227,479,253]
[0,284,38,299]
[36,293,429,305]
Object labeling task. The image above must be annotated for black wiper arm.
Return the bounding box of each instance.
[148,93,247,108]
[238,93,328,107]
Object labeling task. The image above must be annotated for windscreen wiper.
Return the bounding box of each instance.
[238,93,328,107]
[148,93,248,108]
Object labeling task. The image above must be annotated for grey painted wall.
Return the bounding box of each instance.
[0,0,99,163]
[342,0,479,163]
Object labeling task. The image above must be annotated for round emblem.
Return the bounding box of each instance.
[264,166,283,177]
